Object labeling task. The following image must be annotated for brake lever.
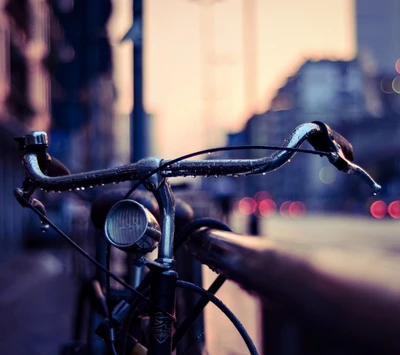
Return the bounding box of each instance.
[342,159,381,195]
[327,147,381,195]
[14,188,50,232]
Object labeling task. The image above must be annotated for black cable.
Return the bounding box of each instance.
[124,145,331,199]
[106,243,112,317]
[16,190,175,321]
[111,342,119,355]
[176,280,259,355]
[173,275,225,351]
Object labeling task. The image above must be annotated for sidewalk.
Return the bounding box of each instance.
[0,251,79,355]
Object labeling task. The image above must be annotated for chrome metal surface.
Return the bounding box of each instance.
[343,161,382,194]
[153,180,176,260]
[104,199,161,253]
[25,131,48,147]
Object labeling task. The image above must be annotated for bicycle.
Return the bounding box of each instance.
[13,121,380,355]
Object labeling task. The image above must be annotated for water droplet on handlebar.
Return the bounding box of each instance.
[214,175,219,178]
[233,174,239,178]
[75,187,81,191]
[262,172,266,176]
[81,187,85,190]
[89,186,93,189]
[288,159,291,163]
[192,175,196,178]
[41,223,49,232]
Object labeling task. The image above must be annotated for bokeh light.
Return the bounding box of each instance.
[392,77,400,94]
[388,201,400,219]
[289,201,307,218]
[319,166,336,184]
[396,59,400,74]
[259,199,277,217]
[238,197,257,215]
[370,200,386,219]
[280,201,292,218]
[254,191,272,203]
[380,77,394,93]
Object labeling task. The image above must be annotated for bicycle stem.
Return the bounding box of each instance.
[151,179,176,261]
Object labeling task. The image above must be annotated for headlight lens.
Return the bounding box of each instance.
[104,199,161,253]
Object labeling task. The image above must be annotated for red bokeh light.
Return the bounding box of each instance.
[280,201,292,218]
[370,200,386,219]
[388,201,400,219]
[254,191,272,203]
[289,201,307,218]
[238,197,257,215]
[396,59,400,74]
[259,199,277,217]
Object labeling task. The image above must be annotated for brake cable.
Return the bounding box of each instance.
[124,145,331,199]
[14,189,175,321]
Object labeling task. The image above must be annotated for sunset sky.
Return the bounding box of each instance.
[109,0,356,159]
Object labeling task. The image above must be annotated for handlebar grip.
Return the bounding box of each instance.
[45,154,71,177]
[309,121,354,162]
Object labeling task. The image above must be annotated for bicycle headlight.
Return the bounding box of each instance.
[104,199,161,253]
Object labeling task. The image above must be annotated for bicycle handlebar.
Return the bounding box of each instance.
[161,122,354,176]
[17,122,381,194]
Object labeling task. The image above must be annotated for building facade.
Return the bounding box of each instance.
[356,0,400,75]
[0,0,116,256]
[223,57,400,215]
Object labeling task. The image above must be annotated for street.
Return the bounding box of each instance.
[0,252,77,355]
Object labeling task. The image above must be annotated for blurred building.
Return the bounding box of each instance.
[0,0,52,258]
[0,0,116,257]
[356,0,400,75]
[47,0,114,172]
[203,1,400,217]
[2,0,51,129]
[223,58,400,215]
